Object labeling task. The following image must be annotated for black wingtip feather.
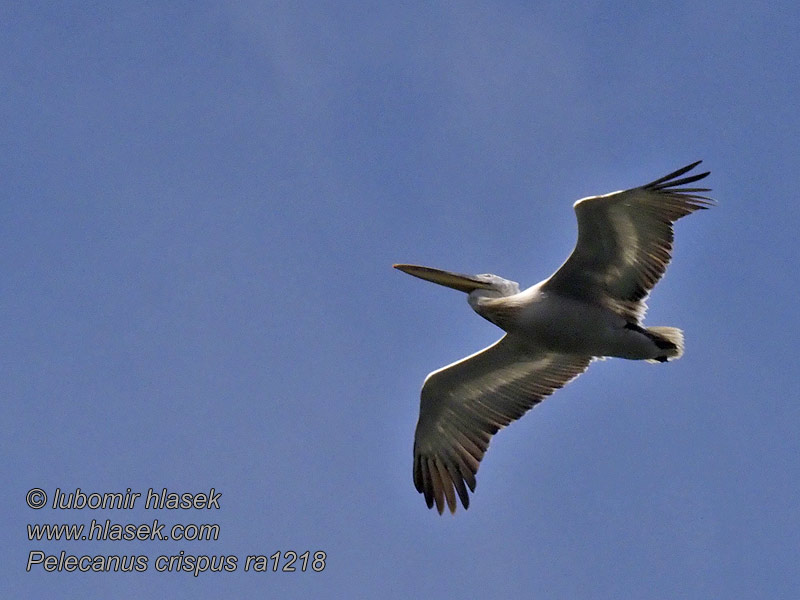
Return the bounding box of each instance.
[643,161,710,191]
[645,160,702,186]
[656,171,710,189]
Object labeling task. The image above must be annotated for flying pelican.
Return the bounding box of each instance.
[394,161,713,514]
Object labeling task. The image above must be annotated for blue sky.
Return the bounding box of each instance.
[4,2,800,598]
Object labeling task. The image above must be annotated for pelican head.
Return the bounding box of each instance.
[393,264,520,305]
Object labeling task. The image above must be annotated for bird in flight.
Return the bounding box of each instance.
[395,161,713,514]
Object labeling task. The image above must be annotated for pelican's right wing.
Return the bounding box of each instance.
[413,335,592,514]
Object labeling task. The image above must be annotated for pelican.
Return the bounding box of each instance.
[395,161,713,514]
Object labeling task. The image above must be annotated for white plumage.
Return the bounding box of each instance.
[395,161,714,513]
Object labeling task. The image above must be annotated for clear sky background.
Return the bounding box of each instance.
[4,2,800,598]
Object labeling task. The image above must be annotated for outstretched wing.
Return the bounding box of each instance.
[413,335,592,513]
[542,161,714,321]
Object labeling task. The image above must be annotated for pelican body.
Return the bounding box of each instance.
[395,162,713,514]
[478,281,677,360]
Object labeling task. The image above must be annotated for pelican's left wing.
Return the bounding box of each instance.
[542,161,713,321]
[413,335,591,514]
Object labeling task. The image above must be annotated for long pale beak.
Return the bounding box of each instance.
[393,264,494,293]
